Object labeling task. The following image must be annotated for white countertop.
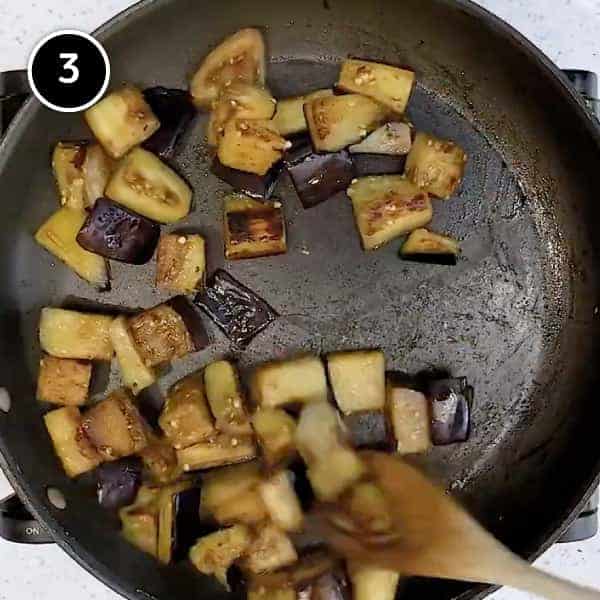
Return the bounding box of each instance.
[1,1,599,599]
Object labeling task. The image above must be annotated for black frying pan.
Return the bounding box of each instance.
[0,0,600,599]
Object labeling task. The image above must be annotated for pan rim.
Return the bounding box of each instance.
[0,1,598,600]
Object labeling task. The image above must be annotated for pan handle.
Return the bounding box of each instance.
[0,494,53,544]
[0,70,30,136]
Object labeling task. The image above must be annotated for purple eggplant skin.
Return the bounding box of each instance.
[142,87,196,159]
[211,157,282,199]
[172,487,207,561]
[76,198,160,264]
[96,457,142,510]
[285,143,355,209]
[351,153,406,177]
[136,386,165,429]
[311,572,350,600]
[167,296,210,352]
[194,269,278,347]
[427,377,473,445]
[343,410,392,450]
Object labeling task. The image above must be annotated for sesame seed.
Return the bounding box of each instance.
[284,140,292,149]
[231,438,239,447]
[273,201,282,208]
[232,398,242,409]
[177,236,187,244]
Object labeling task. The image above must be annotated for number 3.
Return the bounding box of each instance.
[58,53,79,84]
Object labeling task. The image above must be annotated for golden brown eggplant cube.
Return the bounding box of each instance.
[37,354,92,406]
[156,233,206,293]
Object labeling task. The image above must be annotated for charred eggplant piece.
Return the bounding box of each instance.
[400,228,460,265]
[167,296,210,352]
[85,86,160,159]
[76,198,160,264]
[142,87,196,159]
[224,194,287,259]
[204,360,252,436]
[159,372,215,449]
[156,233,206,293]
[139,435,181,484]
[52,141,87,210]
[348,564,400,600]
[106,147,192,223]
[327,350,385,414]
[347,175,432,250]
[218,118,288,176]
[80,389,149,461]
[304,94,389,153]
[338,59,415,115]
[44,406,101,478]
[351,153,406,177]
[177,432,257,471]
[211,157,281,199]
[83,143,115,206]
[273,89,333,137]
[158,486,204,564]
[285,147,355,209]
[189,524,252,588]
[251,356,328,409]
[96,457,142,510]
[37,354,92,406]
[189,28,266,109]
[35,207,110,290]
[120,485,162,557]
[243,522,298,574]
[195,269,277,347]
[39,307,113,361]
[428,377,473,445]
[405,132,467,199]
[252,408,297,467]
[349,122,412,155]
[343,411,390,450]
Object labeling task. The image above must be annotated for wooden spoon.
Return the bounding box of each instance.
[318,452,600,600]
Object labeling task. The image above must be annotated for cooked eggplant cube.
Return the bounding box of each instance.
[96,457,142,510]
[156,233,206,293]
[80,389,148,461]
[77,197,160,264]
[109,315,156,395]
[177,433,257,471]
[212,488,267,525]
[142,87,196,159]
[244,523,298,574]
[348,565,400,600]
[159,372,216,449]
[248,587,296,600]
[388,385,432,454]
[106,147,192,223]
[405,132,467,199]
[251,356,328,409]
[252,408,297,467]
[83,143,115,206]
[120,485,161,557]
[189,524,252,588]
[347,175,433,250]
[343,410,390,450]
[351,153,406,177]
[189,28,266,109]
[35,207,110,290]
[139,436,181,484]
[211,157,281,199]
[400,228,460,265]
[286,150,355,209]
[338,59,415,114]
[218,118,288,176]
[204,360,252,436]
[167,296,210,352]
[349,122,412,155]
[304,94,388,153]
[295,402,344,464]
[52,142,87,210]
[272,88,333,136]
[44,406,101,477]
[37,355,91,406]
[195,269,277,347]
[85,86,160,159]
[201,461,262,512]
[208,83,276,146]
[39,307,113,361]
[128,303,195,367]
[224,194,287,259]
[259,471,304,532]
[327,350,385,414]
[344,482,392,533]
[428,378,473,445]
[307,447,366,502]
